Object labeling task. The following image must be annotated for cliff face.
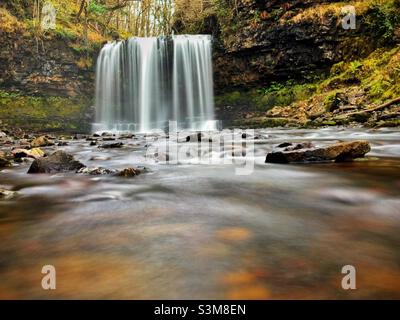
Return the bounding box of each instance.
[0,0,98,99]
[175,0,400,128]
[0,28,95,98]
[186,0,399,92]
[0,6,102,132]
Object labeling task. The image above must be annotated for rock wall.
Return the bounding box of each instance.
[189,0,397,92]
[0,25,96,98]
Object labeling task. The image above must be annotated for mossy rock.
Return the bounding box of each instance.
[349,112,371,122]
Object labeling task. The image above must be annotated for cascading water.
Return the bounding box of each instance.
[94,35,216,132]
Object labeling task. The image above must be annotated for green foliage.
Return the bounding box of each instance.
[216,81,318,112]
[88,1,107,16]
[53,25,78,40]
[363,1,400,45]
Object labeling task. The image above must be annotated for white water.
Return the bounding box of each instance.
[94,35,216,132]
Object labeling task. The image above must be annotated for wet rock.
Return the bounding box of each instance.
[59,135,73,140]
[30,136,54,148]
[89,155,111,161]
[265,140,371,164]
[282,142,314,151]
[77,167,117,175]
[18,139,31,147]
[116,167,143,177]
[0,131,6,138]
[0,151,12,168]
[349,112,371,123]
[277,142,292,148]
[12,148,45,159]
[98,142,123,148]
[28,150,85,174]
[377,112,400,121]
[57,141,68,146]
[90,141,97,146]
[186,132,203,142]
[102,137,116,141]
[0,188,17,199]
[120,134,135,139]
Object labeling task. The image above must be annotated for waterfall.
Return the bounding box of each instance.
[94,35,216,132]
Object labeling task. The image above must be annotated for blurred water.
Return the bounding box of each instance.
[0,127,399,299]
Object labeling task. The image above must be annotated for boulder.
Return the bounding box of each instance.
[98,142,123,148]
[28,150,85,174]
[265,140,371,164]
[116,167,143,177]
[30,136,54,147]
[0,151,11,168]
[0,188,17,199]
[12,148,45,159]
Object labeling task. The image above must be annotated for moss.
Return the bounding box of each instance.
[362,0,400,45]
[0,90,91,132]
[321,121,337,126]
[216,81,318,113]
[375,119,400,127]
[232,117,289,128]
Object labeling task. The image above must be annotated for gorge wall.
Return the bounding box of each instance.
[177,0,398,91]
[0,2,100,132]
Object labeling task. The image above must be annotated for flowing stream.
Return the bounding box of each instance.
[0,127,400,299]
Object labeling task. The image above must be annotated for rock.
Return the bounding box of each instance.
[90,141,97,146]
[89,155,111,161]
[77,167,117,175]
[59,135,73,140]
[116,167,143,177]
[102,137,116,141]
[57,141,68,146]
[186,132,203,142]
[349,112,371,123]
[98,142,123,148]
[0,131,7,137]
[0,188,17,199]
[0,153,11,168]
[12,148,45,159]
[265,140,371,164]
[277,142,292,148]
[377,112,400,121]
[120,134,135,139]
[28,150,85,174]
[30,136,54,147]
[18,139,31,147]
[277,142,314,151]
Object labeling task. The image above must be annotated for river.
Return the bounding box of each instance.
[0,127,399,299]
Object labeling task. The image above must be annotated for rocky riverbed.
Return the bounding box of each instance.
[0,127,400,299]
